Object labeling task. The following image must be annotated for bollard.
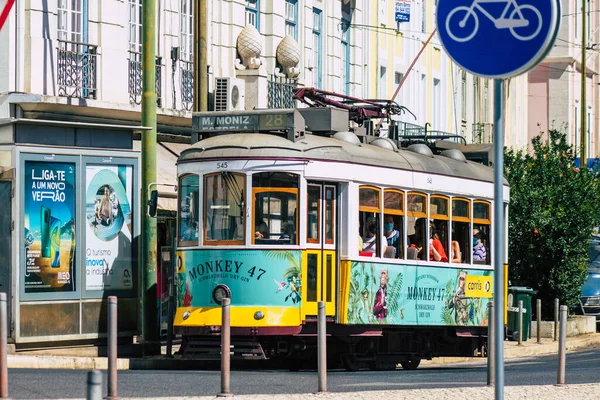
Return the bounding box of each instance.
[557,305,567,385]
[486,301,495,386]
[107,296,117,399]
[217,298,232,398]
[317,301,327,393]
[554,298,559,341]
[517,300,523,346]
[536,299,542,344]
[0,293,8,399]
[86,370,102,400]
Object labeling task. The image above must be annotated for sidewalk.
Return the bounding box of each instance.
[7,333,600,370]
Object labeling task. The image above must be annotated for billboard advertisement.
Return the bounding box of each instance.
[346,261,492,326]
[23,161,76,293]
[85,165,134,291]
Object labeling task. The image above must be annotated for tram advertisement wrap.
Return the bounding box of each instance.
[85,165,134,291]
[23,161,76,293]
[176,250,302,307]
[347,262,492,326]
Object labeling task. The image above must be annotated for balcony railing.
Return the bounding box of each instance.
[472,122,494,144]
[180,60,194,111]
[389,122,466,145]
[57,40,98,99]
[268,74,298,109]
[128,51,163,107]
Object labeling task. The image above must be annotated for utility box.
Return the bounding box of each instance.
[507,286,537,341]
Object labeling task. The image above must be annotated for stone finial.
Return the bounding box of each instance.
[276,35,301,78]
[236,24,263,70]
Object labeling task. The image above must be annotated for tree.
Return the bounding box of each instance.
[504,129,600,317]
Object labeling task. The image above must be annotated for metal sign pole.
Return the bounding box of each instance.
[493,79,505,399]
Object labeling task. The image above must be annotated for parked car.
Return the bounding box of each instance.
[580,237,600,329]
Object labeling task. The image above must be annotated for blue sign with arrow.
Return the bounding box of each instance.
[436,0,561,78]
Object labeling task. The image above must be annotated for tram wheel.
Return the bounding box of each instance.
[341,354,360,372]
[400,358,421,370]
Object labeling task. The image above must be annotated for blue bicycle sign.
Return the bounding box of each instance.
[437,0,560,78]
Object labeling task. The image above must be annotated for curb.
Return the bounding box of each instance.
[7,334,600,370]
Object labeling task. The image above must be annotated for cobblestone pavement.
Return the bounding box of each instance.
[116,383,600,400]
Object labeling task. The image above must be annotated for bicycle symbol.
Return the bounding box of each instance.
[446,0,542,43]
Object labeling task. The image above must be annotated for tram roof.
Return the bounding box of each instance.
[179,132,507,185]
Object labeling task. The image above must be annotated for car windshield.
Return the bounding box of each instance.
[589,238,600,272]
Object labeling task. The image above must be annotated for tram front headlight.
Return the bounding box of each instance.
[212,284,231,305]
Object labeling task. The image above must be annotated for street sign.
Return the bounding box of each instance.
[436,0,561,78]
[395,0,411,23]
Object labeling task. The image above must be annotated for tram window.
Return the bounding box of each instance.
[359,186,384,257]
[452,198,471,264]
[204,172,245,244]
[407,192,427,260]
[253,172,299,245]
[325,187,335,245]
[307,185,320,243]
[430,196,449,263]
[474,201,491,265]
[384,189,404,259]
[178,174,199,246]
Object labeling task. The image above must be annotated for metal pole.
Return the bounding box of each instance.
[493,79,505,399]
[554,298,559,341]
[86,370,102,400]
[537,299,542,344]
[580,0,587,169]
[487,301,495,386]
[318,301,327,393]
[218,298,232,398]
[107,296,117,399]
[141,0,159,356]
[0,293,8,399]
[557,305,567,385]
[517,300,523,346]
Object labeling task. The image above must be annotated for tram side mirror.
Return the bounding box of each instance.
[148,190,158,217]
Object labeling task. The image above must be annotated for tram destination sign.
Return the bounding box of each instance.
[192,109,305,143]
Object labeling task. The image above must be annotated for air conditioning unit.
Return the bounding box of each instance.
[214,77,245,111]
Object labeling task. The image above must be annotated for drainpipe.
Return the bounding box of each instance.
[194,0,208,111]
[580,0,587,169]
[141,0,159,355]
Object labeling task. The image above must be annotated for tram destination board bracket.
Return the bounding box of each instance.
[192,109,306,143]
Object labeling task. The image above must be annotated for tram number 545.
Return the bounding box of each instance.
[216,162,228,169]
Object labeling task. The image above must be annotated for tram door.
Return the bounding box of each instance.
[0,182,10,332]
[303,183,336,317]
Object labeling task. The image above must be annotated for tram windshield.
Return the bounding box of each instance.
[253,172,299,245]
[204,172,246,244]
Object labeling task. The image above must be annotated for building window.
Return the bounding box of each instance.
[394,72,404,85]
[312,9,322,89]
[180,0,193,62]
[433,78,441,129]
[128,0,142,52]
[461,70,467,121]
[58,0,82,44]
[484,80,489,121]
[421,0,426,33]
[341,20,350,95]
[587,0,591,40]
[246,0,259,29]
[379,66,387,99]
[587,110,592,158]
[285,0,298,40]
[473,77,479,123]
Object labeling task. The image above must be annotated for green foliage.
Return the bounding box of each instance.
[504,129,600,316]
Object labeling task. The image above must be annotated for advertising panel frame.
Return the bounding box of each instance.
[81,155,139,299]
[20,153,81,301]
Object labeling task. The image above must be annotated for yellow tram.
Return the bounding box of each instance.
[171,107,508,370]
